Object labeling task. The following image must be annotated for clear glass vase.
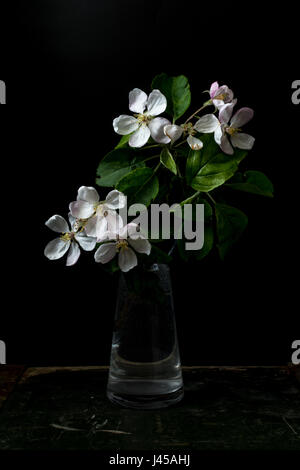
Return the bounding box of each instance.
[107,263,184,409]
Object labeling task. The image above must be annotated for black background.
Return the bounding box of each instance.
[1,0,299,366]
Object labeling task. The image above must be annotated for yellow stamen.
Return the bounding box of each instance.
[135,114,153,124]
[181,122,195,135]
[215,93,226,101]
[226,127,241,136]
[60,232,75,242]
[116,240,128,252]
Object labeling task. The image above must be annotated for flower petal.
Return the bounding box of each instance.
[113,115,139,135]
[230,107,254,128]
[231,133,255,150]
[105,210,124,234]
[97,230,118,243]
[44,238,70,260]
[210,81,219,98]
[148,117,171,144]
[85,215,98,238]
[212,99,225,109]
[118,247,138,272]
[193,114,220,133]
[94,242,117,264]
[129,124,151,148]
[75,233,97,251]
[129,88,148,114]
[69,200,95,219]
[146,89,167,116]
[214,85,233,104]
[218,101,236,124]
[128,238,151,255]
[68,213,77,230]
[105,190,126,210]
[220,135,234,155]
[66,242,81,266]
[96,216,109,240]
[45,215,69,233]
[187,135,203,150]
[164,124,183,143]
[77,186,99,203]
[119,223,139,240]
[214,125,223,145]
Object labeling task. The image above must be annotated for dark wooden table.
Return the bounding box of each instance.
[0,365,299,450]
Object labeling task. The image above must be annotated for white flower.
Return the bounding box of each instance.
[209,81,235,109]
[113,88,171,148]
[164,114,220,151]
[44,214,97,266]
[69,186,125,240]
[94,223,151,272]
[215,103,255,155]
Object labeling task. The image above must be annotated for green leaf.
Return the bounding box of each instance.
[160,147,177,175]
[177,225,214,262]
[197,198,213,221]
[197,134,221,166]
[191,153,239,192]
[116,167,159,207]
[152,73,191,121]
[114,134,131,149]
[186,148,201,184]
[176,198,214,262]
[226,170,274,198]
[188,134,248,192]
[196,225,214,261]
[198,133,247,167]
[96,148,146,187]
[215,203,248,260]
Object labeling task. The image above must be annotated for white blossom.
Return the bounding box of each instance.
[94,223,151,272]
[164,114,220,151]
[209,81,235,109]
[44,214,97,266]
[113,88,171,148]
[69,186,125,240]
[215,103,255,155]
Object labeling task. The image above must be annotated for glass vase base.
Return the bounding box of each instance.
[107,386,184,410]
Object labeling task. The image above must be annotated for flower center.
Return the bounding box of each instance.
[135,114,153,125]
[226,126,240,136]
[181,122,195,135]
[215,92,227,101]
[94,203,108,217]
[60,232,75,242]
[116,239,128,251]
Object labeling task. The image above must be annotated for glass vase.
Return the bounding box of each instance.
[107,263,184,409]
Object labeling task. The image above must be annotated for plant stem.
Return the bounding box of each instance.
[184,101,211,124]
[143,144,162,150]
[153,162,161,174]
[168,241,177,256]
[180,191,201,206]
[144,154,160,162]
[206,193,216,205]
[177,165,182,178]
[174,139,187,148]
